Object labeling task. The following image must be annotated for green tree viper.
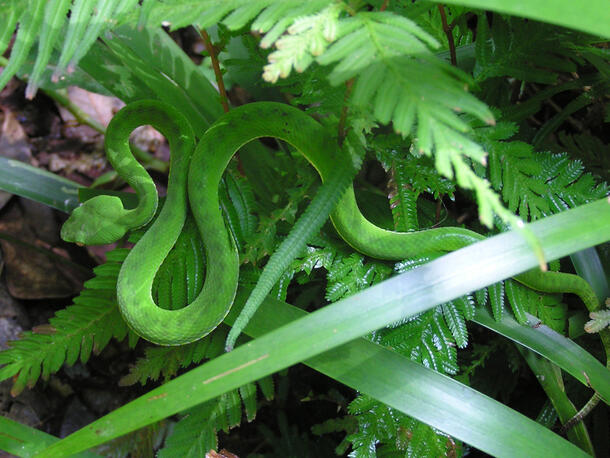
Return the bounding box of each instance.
[61,100,600,346]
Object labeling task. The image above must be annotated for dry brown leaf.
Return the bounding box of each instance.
[0,202,88,299]
[0,105,32,162]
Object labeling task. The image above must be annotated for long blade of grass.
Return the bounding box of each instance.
[229,289,590,457]
[35,198,610,457]
[518,347,594,455]
[0,416,100,458]
[0,157,80,212]
[474,308,610,403]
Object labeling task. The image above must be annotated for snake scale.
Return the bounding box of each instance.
[61,100,599,347]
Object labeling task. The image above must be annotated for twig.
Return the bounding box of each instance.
[560,392,601,433]
[200,29,230,113]
[337,79,354,146]
[438,5,457,66]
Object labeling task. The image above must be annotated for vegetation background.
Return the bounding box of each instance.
[0,1,609,457]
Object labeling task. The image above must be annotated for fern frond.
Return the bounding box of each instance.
[347,394,461,457]
[272,56,347,120]
[242,169,316,265]
[441,302,469,349]
[373,133,457,231]
[505,279,567,334]
[375,307,459,375]
[550,132,610,182]
[316,11,439,82]
[261,3,343,82]
[55,0,130,81]
[0,0,45,91]
[375,136,456,200]
[387,166,419,232]
[223,171,258,251]
[147,0,331,38]
[325,253,392,303]
[487,140,609,221]
[488,281,505,321]
[119,328,226,386]
[25,0,71,99]
[158,378,274,457]
[0,0,136,98]
[152,216,205,310]
[0,248,132,396]
[474,15,581,84]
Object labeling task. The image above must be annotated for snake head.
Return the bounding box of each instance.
[61,195,130,245]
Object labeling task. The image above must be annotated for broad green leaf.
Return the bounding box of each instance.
[431,0,610,38]
[108,26,224,128]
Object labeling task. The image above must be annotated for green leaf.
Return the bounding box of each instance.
[430,0,610,38]
[0,0,44,90]
[473,307,610,404]
[474,15,579,85]
[0,157,80,213]
[519,347,594,455]
[0,416,101,457]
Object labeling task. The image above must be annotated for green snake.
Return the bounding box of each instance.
[61,100,599,347]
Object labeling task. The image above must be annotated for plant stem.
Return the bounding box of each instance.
[438,5,457,66]
[200,29,230,113]
[561,393,601,433]
[337,78,354,146]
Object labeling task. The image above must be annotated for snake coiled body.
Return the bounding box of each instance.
[61,100,599,346]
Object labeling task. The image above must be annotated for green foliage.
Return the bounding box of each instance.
[1,0,609,456]
[0,0,136,98]
[119,329,225,386]
[482,126,609,220]
[157,378,274,457]
[474,15,580,84]
[373,133,456,231]
[325,252,393,303]
[548,132,610,183]
[347,394,461,457]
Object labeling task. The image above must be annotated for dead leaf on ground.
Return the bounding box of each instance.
[0,104,32,162]
[58,86,123,128]
[0,200,89,299]
[0,281,29,350]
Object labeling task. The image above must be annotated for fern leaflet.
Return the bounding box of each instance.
[347,394,461,457]
[474,15,581,84]
[158,378,274,457]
